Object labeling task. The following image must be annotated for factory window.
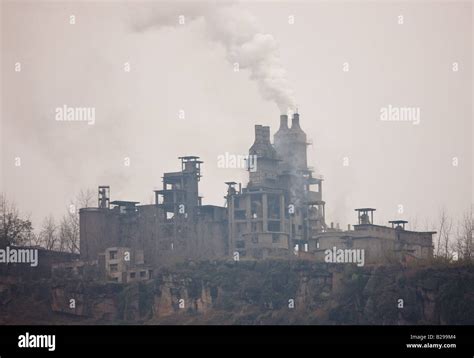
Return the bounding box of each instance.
[130,272,136,279]
[140,271,146,278]
[109,251,117,260]
[268,222,280,232]
[109,264,118,272]
[235,210,246,220]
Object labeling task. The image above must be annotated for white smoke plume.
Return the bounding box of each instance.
[132,3,296,113]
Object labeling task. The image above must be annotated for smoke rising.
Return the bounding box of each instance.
[133,3,296,113]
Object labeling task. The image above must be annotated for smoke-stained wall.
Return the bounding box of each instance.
[80,201,228,267]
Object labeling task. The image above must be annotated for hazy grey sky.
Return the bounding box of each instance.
[1,0,472,232]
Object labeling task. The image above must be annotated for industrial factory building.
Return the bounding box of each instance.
[310,208,434,265]
[226,113,326,259]
[79,113,434,269]
[80,156,227,267]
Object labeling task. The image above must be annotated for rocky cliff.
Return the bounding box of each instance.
[0,260,473,325]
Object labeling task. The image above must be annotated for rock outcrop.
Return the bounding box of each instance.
[0,260,473,325]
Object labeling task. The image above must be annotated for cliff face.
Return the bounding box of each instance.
[0,260,473,325]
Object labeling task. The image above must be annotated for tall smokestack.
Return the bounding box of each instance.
[279,114,288,130]
[262,126,271,143]
[254,125,271,144]
[250,125,277,167]
[291,112,301,129]
[254,125,264,143]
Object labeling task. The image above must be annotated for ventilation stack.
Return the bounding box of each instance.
[248,125,279,187]
[288,112,308,172]
[98,186,110,209]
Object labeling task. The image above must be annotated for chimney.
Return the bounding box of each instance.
[291,112,301,129]
[279,114,288,130]
[262,126,271,143]
[254,125,264,143]
[251,124,277,159]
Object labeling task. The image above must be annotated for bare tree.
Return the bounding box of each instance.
[0,194,34,246]
[454,208,473,262]
[39,215,58,250]
[435,208,453,260]
[28,232,43,247]
[59,205,80,253]
[77,189,94,209]
[57,188,93,254]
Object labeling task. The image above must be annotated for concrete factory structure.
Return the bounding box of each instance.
[309,208,434,265]
[80,157,228,268]
[79,113,435,271]
[226,113,326,259]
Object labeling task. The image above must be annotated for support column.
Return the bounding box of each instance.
[228,196,234,256]
[246,194,252,232]
[280,194,285,231]
[262,193,268,232]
